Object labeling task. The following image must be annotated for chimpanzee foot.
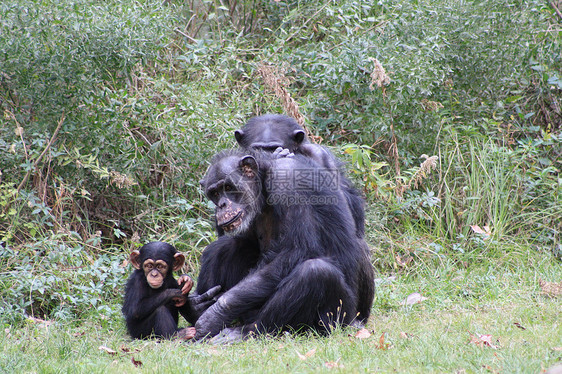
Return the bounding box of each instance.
[209,327,244,345]
[175,327,196,341]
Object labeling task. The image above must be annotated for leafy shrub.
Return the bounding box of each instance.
[0,0,560,323]
[0,238,126,325]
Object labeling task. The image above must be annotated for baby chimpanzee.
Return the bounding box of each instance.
[122,241,220,340]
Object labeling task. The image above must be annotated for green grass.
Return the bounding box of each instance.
[2,250,560,373]
[0,0,561,372]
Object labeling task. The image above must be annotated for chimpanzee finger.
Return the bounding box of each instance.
[191,285,222,303]
[178,275,193,294]
[193,299,218,313]
[272,147,294,159]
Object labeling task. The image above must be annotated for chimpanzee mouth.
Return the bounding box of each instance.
[147,276,164,289]
[219,211,244,232]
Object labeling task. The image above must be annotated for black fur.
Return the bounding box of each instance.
[122,242,189,339]
[233,114,373,320]
[196,150,374,340]
[122,242,220,339]
[235,114,366,237]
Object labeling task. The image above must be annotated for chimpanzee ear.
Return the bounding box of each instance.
[292,129,306,144]
[239,155,258,178]
[234,129,245,145]
[172,252,185,272]
[130,250,142,270]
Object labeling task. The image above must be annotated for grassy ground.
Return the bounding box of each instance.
[1,0,561,373]
[2,250,560,373]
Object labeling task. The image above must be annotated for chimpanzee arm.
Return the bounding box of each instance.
[178,285,222,324]
[299,144,339,169]
[194,258,287,339]
[196,235,260,294]
[122,274,184,321]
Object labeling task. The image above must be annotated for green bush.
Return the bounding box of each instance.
[0,238,126,324]
[0,0,560,323]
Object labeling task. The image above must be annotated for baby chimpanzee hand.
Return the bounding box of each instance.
[177,274,193,295]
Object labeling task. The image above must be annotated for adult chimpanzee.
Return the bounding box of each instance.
[231,114,374,328]
[234,114,366,238]
[122,241,221,340]
[195,150,374,341]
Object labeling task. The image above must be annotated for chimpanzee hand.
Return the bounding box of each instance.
[177,274,194,295]
[172,295,187,307]
[188,285,222,321]
[272,147,294,159]
[193,291,228,340]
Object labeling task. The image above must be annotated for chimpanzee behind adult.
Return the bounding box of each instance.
[230,114,374,329]
[195,150,374,341]
[122,241,220,340]
[234,114,366,237]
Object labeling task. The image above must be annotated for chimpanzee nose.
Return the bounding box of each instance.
[218,197,228,208]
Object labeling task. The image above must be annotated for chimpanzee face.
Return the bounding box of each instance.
[130,242,185,289]
[235,115,306,152]
[141,259,169,289]
[201,154,262,237]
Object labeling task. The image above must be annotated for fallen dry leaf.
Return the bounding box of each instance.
[469,334,483,347]
[399,331,412,339]
[376,332,391,350]
[479,334,498,349]
[469,333,498,349]
[400,292,428,306]
[131,356,143,368]
[296,349,316,360]
[99,346,117,355]
[552,347,562,351]
[119,345,139,354]
[513,322,526,330]
[470,225,491,239]
[539,279,562,297]
[305,349,316,358]
[395,254,413,267]
[325,360,344,369]
[354,328,371,339]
